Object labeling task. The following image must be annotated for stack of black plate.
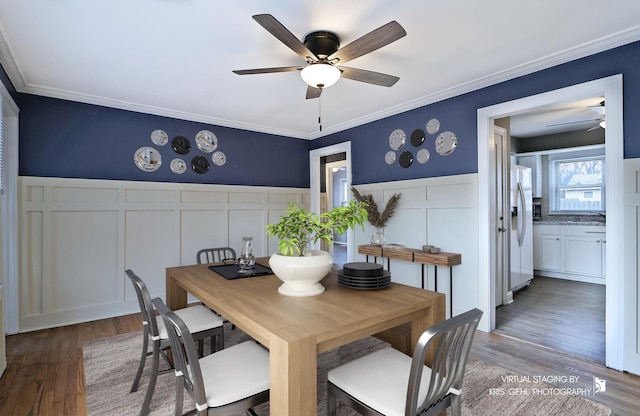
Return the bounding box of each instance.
[338,262,391,290]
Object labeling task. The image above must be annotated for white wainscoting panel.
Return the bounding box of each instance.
[623,159,640,375]
[19,177,308,332]
[126,210,179,301]
[52,210,120,311]
[180,209,229,265]
[353,174,478,318]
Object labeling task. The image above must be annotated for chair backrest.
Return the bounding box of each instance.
[407,308,483,416]
[125,269,161,338]
[196,247,237,264]
[152,297,208,409]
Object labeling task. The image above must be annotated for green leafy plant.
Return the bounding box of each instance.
[267,201,368,256]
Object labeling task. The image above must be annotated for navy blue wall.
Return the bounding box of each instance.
[312,41,640,185]
[15,95,311,187]
[2,40,640,188]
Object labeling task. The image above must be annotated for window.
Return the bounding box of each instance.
[0,97,3,194]
[550,156,605,212]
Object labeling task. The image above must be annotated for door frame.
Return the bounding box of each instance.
[477,74,624,370]
[309,142,354,260]
[0,81,19,335]
[493,126,513,307]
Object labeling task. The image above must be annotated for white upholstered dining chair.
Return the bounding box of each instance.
[152,298,270,416]
[126,269,225,415]
[327,308,483,416]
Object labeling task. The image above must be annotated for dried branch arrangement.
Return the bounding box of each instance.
[351,187,401,229]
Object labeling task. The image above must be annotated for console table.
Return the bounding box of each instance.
[358,244,462,317]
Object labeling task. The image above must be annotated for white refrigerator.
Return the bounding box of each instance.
[510,165,534,291]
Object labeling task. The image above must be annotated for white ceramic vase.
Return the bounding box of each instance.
[269,250,333,297]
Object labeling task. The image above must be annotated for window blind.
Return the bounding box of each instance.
[0,97,4,195]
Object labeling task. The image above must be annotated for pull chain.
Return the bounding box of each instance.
[318,94,323,132]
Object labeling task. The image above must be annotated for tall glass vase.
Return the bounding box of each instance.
[371,227,385,246]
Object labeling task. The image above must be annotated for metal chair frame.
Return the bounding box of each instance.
[126,269,224,415]
[327,308,483,416]
[196,247,237,264]
[153,298,269,416]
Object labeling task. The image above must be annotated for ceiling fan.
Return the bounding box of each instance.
[233,14,407,99]
[545,101,606,131]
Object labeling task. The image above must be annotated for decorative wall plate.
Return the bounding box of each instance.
[389,129,406,150]
[191,155,210,173]
[399,151,413,168]
[170,158,186,174]
[151,129,168,146]
[426,118,440,135]
[212,151,227,166]
[134,147,162,172]
[435,131,457,156]
[385,151,396,165]
[410,129,425,147]
[195,130,218,153]
[417,148,431,164]
[171,136,191,154]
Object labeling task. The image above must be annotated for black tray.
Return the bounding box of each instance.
[208,263,273,280]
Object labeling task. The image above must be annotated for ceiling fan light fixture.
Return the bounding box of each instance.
[301,63,340,89]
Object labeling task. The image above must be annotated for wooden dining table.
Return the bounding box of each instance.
[166,258,446,415]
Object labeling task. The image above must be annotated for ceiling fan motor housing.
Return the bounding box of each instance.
[303,31,340,59]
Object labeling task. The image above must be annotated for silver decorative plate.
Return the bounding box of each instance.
[385,151,396,165]
[170,158,186,174]
[426,118,440,135]
[150,129,168,146]
[435,131,457,156]
[195,130,218,153]
[417,148,431,164]
[389,129,406,150]
[212,151,227,166]
[134,147,162,172]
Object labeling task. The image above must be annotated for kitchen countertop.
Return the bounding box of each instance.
[533,220,605,226]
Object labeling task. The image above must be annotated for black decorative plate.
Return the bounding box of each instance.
[191,155,210,174]
[410,129,425,147]
[399,151,413,168]
[342,262,384,277]
[171,136,191,154]
[338,273,391,289]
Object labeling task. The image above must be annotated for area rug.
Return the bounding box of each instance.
[84,324,611,415]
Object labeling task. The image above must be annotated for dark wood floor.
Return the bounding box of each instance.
[0,298,638,415]
[495,276,605,362]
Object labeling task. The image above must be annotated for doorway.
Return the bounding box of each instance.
[325,160,348,268]
[477,75,624,371]
[0,84,19,338]
[495,113,606,362]
[309,142,354,264]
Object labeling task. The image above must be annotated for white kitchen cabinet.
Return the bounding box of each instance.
[565,236,602,276]
[534,225,562,272]
[533,225,542,269]
[540,235,563,271]
[564,226,606,277]
[516,155,542,198]
[533,224,605,284]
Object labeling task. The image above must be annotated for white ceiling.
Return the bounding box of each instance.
[1,1,639,140]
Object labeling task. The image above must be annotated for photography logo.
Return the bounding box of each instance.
[593,377,606,394]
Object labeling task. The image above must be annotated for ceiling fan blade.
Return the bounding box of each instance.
[306,85,322,99]
[233,66,302,75]
[586,124,602,132]
[328,21,406,64]
[545,118,602,128]
[338,66,399,87]
[252,14,317,61]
